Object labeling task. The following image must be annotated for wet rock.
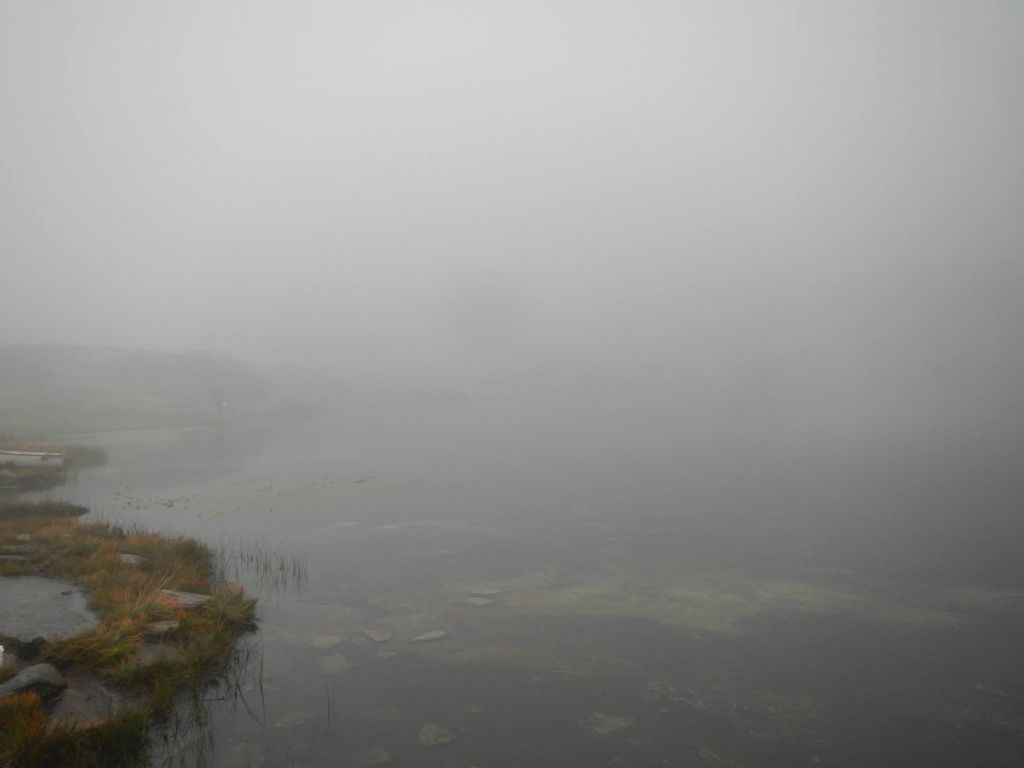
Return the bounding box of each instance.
[417,723,456,747]
[274,710,314,728]
[118,553,145,566]
[159,589,212,609]
[410,630,448,644]
[144,620,179,639]
[583,712,634,735]
[467,587,502,597]
[0,663,67,702]
[317,652,352,675]
[50,674,124,727]
[362,628,393,643]
[463,597,495,607]
[353,747,392,767]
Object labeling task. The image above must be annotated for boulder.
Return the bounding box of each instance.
[0,663,67,702]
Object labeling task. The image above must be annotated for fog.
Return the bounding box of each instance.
[3,5,1024,764]
[3,2,1019,381]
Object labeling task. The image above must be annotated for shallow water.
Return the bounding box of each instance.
[0,576,96,641]
[45,397,1024,767]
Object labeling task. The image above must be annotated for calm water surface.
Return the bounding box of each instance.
[46,396,1024,767]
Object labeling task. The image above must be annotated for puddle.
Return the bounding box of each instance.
[0,575,98,640]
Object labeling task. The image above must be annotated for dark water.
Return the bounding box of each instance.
[46,396,1024,767]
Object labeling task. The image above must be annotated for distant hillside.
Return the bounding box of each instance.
[0,346,274,435]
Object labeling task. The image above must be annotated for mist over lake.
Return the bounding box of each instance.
[3,2,1024,766]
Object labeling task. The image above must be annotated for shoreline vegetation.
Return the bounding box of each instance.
[0,498,257,767]
[1,439,109,494]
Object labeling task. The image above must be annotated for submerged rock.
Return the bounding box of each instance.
[361,628,393,643]
[410,630,448,644]
[0,663,67,702]
[417,723,456,747]
[467,587,502,597]
[317,652,352,675]
[583,712,634,735]
[463,597,495,607]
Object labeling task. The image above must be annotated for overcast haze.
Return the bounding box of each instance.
[6,6,1024,764]
[3,1,1023,416]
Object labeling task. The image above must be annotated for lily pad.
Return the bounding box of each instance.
[418,723,456,747]
[583,712,634,734]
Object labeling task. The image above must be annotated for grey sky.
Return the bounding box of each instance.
[2,1,1022,413]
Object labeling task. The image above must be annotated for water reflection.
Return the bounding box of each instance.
[42,408,1024,767]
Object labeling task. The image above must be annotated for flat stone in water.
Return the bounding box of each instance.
[362,628,393,643]
[144,620,179,639]
[463,597,495,607]
[0,576,98,640]
[467,587,502,597]
[583,712,635,735]
[159,589,212,609]
[418,723,456,747]
[317,652,352,675]
[50,673,124,727]
[411,630,448,643]
[0,663,66,701]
